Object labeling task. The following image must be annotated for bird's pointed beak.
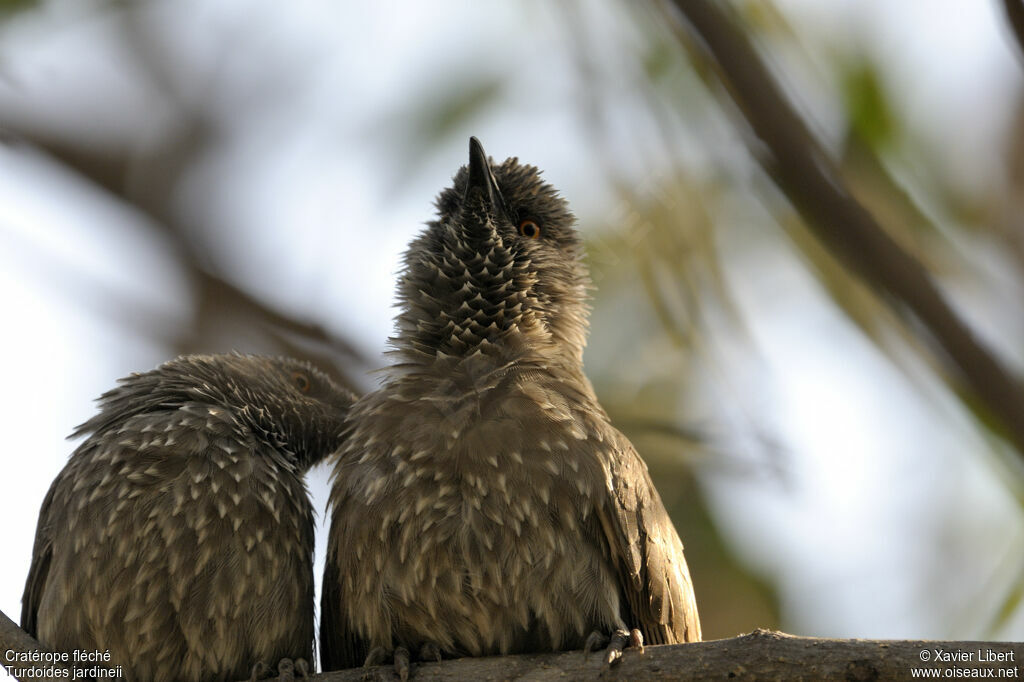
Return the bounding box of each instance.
[466,137,505,215]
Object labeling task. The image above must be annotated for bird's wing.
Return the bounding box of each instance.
[319,509,370,671]
[595,428,701,644]
[21,478,59,637]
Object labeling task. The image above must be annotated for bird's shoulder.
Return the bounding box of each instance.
[48,403,304,536]
[81,401,293,464]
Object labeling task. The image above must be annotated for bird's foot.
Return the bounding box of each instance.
[362,642,442,680]
[364,646,411,681]
[273,658,310,681]
[418,642,442,663]
[249,662,270,682]
[394,647,410,681]
[247,658,310,681]
[584,628,644,666]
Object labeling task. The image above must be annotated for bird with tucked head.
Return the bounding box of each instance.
[23,353,355,682]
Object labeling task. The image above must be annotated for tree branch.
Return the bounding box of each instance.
[0,128,366,394]
[1004,0,1024,66]
[662,0,1024,457]
[3,610,1020,682]
[317,631,1020,681]
[0,610,69,682]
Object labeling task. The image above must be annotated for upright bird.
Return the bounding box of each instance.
[22,353,355,682]
[321,138,701,676]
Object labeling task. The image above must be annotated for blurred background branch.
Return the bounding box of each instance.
[663,0,1024,458]
[1004,0,1024,66]
[1,31,367,393]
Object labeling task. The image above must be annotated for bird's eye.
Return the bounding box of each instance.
[518,220,541,239]
[292,372,311,393]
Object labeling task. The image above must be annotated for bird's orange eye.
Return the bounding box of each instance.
[518,220,541,239]
[292,372,311,393]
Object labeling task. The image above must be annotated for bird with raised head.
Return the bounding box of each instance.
[321,138,701,678]
[22,353,355,682]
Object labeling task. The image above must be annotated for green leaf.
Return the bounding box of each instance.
[842,60,897,149]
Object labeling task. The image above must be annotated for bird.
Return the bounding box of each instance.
[321,137,701,678]
[21,353,355,682]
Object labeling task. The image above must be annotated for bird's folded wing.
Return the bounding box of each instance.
[21,480,59,637]
[596,430,701,645]
[320,524,370,671]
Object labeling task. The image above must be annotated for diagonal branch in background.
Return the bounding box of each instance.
[1004,0,1024,66]
[0,129,367,394]
[0,2,369,392]
[662,0,1024,457]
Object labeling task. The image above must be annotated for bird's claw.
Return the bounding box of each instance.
[273,657,310,681]
[583,630,608,657]
[628,628,644,654]
[394,647,410,681]
[363,646,414,680]
[418,642,442,663]
[364,646,391,667]
[276,658,295,682]
[249,661,270,682]
[604,629,630,665]
[585,628,644,666]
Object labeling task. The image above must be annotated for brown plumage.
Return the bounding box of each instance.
[320,138,701,675]
[22,353,355,682]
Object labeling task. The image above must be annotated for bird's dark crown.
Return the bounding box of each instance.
[73,353,352,469]
[392,138,590,367]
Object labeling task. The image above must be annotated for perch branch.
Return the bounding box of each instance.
[318,631,1020,681]
[0,610,69,682]
[3,614,1020,682]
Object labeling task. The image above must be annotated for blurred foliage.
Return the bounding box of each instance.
[0,0,35,16]
[571,0,1024,638]
[842,60,898,151]
[583,171,786,636]
[380,74,506,188]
